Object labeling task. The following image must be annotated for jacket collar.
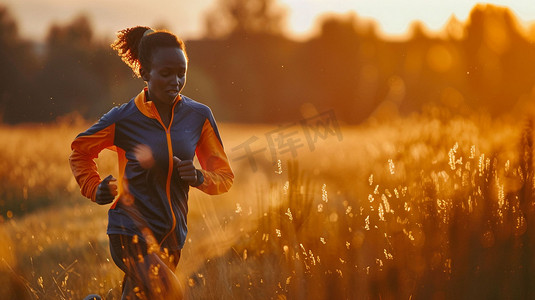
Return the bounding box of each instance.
[134,87,182,119]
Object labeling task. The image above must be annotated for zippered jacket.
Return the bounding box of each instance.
[69,89,234,250]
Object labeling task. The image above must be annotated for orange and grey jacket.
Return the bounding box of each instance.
[70,89,233,250]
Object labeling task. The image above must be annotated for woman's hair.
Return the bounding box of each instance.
[111,26,187,77]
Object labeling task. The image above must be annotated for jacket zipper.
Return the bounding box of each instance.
[152,101,179,248]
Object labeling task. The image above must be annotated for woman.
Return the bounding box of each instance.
[69,26,234,299]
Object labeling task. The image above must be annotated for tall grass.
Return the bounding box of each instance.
[0,113,533,299]
[185,115,534,299]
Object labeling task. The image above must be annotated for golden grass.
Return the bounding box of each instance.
[0,113,533,299]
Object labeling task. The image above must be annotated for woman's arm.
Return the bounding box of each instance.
[69,123,116,201]
[194,118,234,195]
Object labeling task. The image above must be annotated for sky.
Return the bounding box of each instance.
[3,0,535,42]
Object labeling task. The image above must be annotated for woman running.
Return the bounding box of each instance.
[69,26,234,299]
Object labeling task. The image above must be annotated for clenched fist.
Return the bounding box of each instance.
[173,156,203,186]
[95,175,117,204]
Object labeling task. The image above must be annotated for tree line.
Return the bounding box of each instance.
[1,2,534,124]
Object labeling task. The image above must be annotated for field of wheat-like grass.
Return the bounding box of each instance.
[0,112,533,299]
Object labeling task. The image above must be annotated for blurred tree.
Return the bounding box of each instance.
[0,8,140,124]
[28,15,136,122]
[3,2,531,124]
[463,4,535,115]
[187,0,299,123]
[203,0,286,38]
[444,15,466,40]
[156,2,535,124]
[0,5,37,123]
[301,13,389,123]
[29,15,105,121]
[305,14,365,121]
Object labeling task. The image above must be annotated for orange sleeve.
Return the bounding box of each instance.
[69,124,115,201]
[195,119,234,195]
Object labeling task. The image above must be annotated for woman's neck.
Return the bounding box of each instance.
[147,91,174,127]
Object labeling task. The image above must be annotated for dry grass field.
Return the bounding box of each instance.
[0,111,533,299]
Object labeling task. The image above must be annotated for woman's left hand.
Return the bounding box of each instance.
[173,156,198,185]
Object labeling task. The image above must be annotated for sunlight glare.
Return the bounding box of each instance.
[281,0,535,40]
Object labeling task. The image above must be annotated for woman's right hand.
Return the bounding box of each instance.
[95,175,118,205]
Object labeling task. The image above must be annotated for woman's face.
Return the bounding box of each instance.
[144,47,187,106]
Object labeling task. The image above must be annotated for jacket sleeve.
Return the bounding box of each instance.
[195,118,234,195]
[69,119,116,202]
